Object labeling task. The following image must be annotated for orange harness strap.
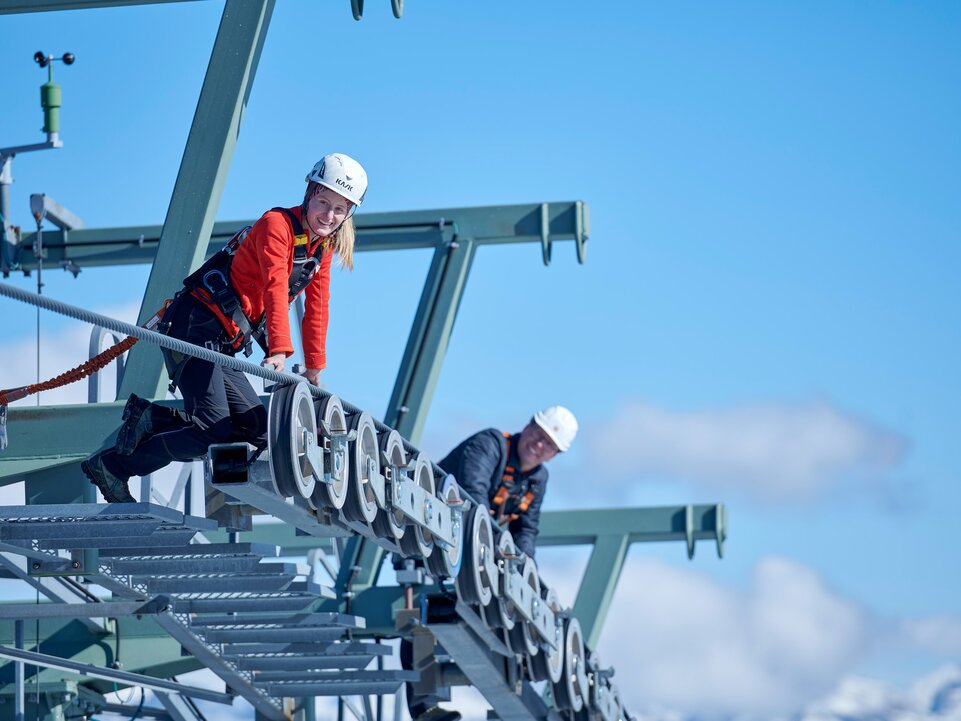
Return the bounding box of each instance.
[490,431,536,526]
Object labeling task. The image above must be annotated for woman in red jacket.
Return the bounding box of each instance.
[82,153,367,503]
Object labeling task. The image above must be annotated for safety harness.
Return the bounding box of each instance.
[180,207,327,356]
[0,209,327,415]
[490,431,539,526]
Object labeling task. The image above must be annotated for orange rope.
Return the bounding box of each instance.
[0,336,138,405]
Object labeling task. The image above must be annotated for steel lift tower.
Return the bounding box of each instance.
[0,3,727,721]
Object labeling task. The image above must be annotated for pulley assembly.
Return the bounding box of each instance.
[208,382,625,720]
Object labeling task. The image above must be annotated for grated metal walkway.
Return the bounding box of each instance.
[0,502,412,721]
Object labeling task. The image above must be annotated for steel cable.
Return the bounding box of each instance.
[0,281,431,464]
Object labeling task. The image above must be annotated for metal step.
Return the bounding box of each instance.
[254,670,413,683]
[197,626,348,644]
[99,542,280,558]
[38,530,199,550]
[189,612,361,629]
[110,556,280,575]
[253,670,417,697]
[230,654,378,671]
[0,504,215,549]
[221,641,390,656]
[145,575,302,594]
[3,520,165,540]
[172,595,323,614]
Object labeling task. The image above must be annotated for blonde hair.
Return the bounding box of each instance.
[330,215,355,271]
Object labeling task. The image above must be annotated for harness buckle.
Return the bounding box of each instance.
[202,269,228,293]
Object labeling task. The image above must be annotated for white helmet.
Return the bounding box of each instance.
[533,405,578,452]
[306,153,368,207]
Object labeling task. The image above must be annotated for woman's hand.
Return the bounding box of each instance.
[303,368,322,386]
[262,353,286,373]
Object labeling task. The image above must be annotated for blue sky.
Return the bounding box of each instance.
[1,1,959,717]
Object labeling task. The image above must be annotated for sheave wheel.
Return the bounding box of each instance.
[398,453,435,558]
[507,558,541,658]
[529,587,564,684]
[552,617,587,712]
[426,475,465,580]
[267,383,317,500]
[455,506,495,607]
[373,429,407,542]
[342,412,381,525]
[483,531,517,631]
[309,395,349,510]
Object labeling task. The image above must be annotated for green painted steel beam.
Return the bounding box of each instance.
[0,0,195,13]
[383,241,451,432]
[0,400,183,484]
[0,402,124,486]
[537,504,726,548]
[570,533,630,648]
[387,236,475,443]
[319,585,407,636]
[537,505,727,649]
[13,201,589,271]
[118,0,274,403]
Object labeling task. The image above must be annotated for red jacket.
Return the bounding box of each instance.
[200,206,332,370]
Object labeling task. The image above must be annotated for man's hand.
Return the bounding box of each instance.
[262,353,285,373]
[303,368,322,385]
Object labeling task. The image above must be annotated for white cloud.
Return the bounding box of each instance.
[583,400,907,502]
[900,617,961,656]
[575,555,871,718]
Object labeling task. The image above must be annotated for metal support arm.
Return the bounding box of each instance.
[537,505,727,647]
[13,201,589,271]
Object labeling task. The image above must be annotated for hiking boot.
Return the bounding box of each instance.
[81,450,135,503]
[115,393,153,455]
[414,708,461,721]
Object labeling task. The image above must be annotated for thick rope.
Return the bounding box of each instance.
[0,336,137,405]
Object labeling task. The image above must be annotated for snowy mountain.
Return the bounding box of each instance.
[629,666,961,721]
[799,666,961,721]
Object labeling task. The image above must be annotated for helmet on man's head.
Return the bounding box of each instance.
[533,405,577,452]
[306,153,368,207]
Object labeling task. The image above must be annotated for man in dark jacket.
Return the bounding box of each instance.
[437,405,577,559]
[404,406,577,721]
